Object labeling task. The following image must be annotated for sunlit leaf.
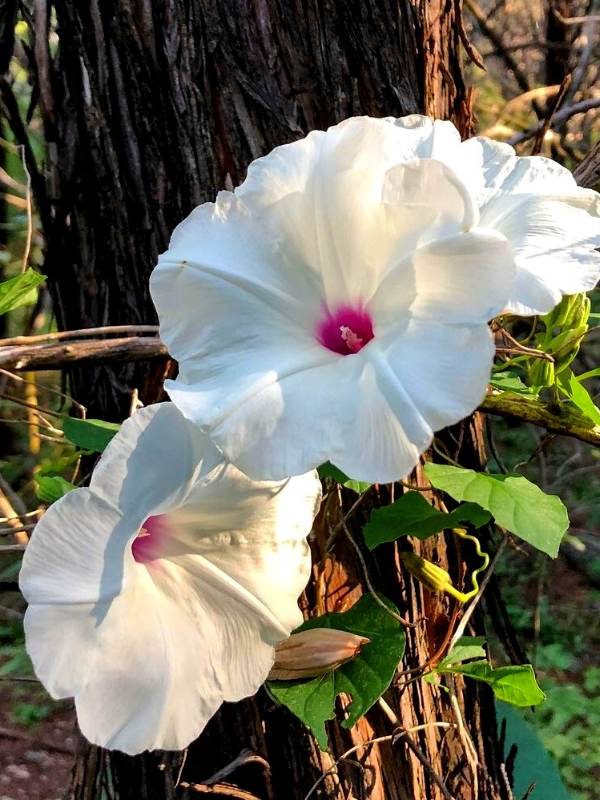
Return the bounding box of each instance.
[437,636,487,669]
[489,370,536,395]
[36,476,76,505]
[424,464,569,558]
[62,417,120,452]
[268,594,405,750]
[557,370,600,426]
[444,660,545,707]
[317,462,371,494]
[364,492,490,548]
[0,269,45,315]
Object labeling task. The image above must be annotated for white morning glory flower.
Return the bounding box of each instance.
[151,116,515,483]
[387,115,600,316]
[19,403,321,755]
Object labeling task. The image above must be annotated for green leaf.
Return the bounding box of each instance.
[557,370,600,426]
[37,451,85,476]
[0,269,45,315]
[424,464,569,558]
[317,462,371,494]
[496,702,572,800]
[268,594,405,750]
[364,492,490,549]
[575,367,600,382]
[62,417,120,452]
[437,636,487,670]
[445,661,545,707]
[490,370,536,395]
[36,476,76,505]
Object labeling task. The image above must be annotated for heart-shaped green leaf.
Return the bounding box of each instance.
[424,464,569,558]
[364,492,490,549]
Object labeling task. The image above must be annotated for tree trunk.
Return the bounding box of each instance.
[16,1,512,797]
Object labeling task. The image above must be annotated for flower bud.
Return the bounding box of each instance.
[269,627,369,680]
[528,358,555,389]
[400,551,455,594]
[551,323,587,374]
[570,294,591,330]
[547,294,580,329]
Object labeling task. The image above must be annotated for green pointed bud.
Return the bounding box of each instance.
[529,358,555,388]
[570,294,591,329]
[548,294,578,329]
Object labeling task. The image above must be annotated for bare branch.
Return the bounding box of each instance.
[0,336,168,371]
[0,324,159,347]
[507,97,600,146]
[574,139,600,187]
[480,393,600,447]
[464,0,532,94]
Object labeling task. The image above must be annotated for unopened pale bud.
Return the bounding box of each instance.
[269,627,369,680]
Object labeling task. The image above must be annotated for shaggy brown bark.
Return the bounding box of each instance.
[4,1,515,798]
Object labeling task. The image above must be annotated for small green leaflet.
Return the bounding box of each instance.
[62,417,120,452]
[436,636,487,669]
[431,638,545,707]
[268,594,405,750]
[489,370,536,396]
[424,636,487,685]
[364,492,490,549]
[0,269,45,315]
[444,661,545,707]
[424,464,569,558]
[36,476,76,504]
[557,370,600,427]
[317,462,371,494]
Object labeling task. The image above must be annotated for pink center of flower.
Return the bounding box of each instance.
[132,514,169,564]
[317,305,375,355]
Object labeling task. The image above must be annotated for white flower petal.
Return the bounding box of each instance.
[21,402,320,753]
[91,403,221,519]
[460,137,577,207]
[484,192,600,315]
[381,319,496,432]
[234,117,473,304]
[169,346,433,483]
[20,489,133,606]
[74,570,275,754]
[152,117,519,482]
[371,228,514,328]
[152,194,322,348]
[162,464,320,634]
[388,114,463,160]
[23,604,99,699]
[459,137,600,314]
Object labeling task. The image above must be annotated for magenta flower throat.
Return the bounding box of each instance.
[317,305,375,355]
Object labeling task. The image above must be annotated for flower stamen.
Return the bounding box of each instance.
[317,305,374,356]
